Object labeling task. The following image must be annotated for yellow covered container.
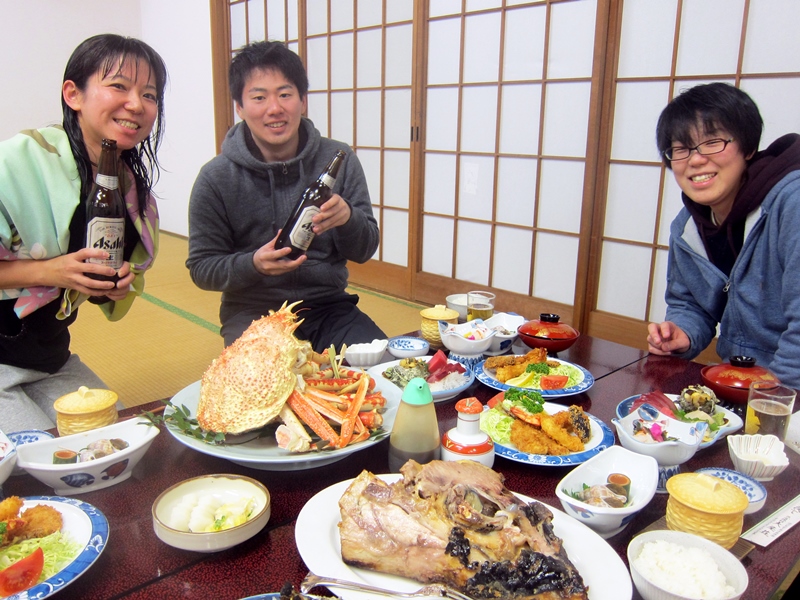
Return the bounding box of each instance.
[54,386,119,436]
[420,305,459,349]
[666,472,749,549]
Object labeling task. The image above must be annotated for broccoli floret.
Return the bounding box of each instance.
[525,362,550,375]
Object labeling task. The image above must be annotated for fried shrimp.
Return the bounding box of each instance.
[0,495,24,522]
[510,419,570,455]
[540,413,585,452]
[484,348,547,370]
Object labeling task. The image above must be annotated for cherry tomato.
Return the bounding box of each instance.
[0,547,44,596]
[540,375,569,390]
[487,391,505,409]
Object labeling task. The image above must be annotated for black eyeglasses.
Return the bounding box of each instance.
[664,138,734,161]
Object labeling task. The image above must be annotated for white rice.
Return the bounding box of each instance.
[428,371,468,392]
[634,540,734,599]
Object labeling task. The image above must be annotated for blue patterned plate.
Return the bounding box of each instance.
[8,430,55,476]
[4,496,108,600]
[695,467,767,514]
[491,402,615,467]
[476,357,594,397]
[615,394,742,449]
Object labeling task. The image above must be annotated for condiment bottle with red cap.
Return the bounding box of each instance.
[441,397,494,468]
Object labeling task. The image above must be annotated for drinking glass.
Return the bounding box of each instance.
[745,381,796,441]
[466,291,495,321]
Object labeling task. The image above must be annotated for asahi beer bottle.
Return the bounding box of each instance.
[275,150,346,259]
[85,138,125,303]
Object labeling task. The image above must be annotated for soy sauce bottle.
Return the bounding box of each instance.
[274,150,345,259]
[85,138,125,303]
[388,378,441,472]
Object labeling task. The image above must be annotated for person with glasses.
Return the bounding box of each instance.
[647,82,800,387]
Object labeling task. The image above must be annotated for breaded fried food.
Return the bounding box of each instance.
[484,348,547,370]
[19,504,63,539]
[0,495,24,522]
[569,405,592,443]
[541,413,584,452]
[510,419,570,455]
[496,363,530,382]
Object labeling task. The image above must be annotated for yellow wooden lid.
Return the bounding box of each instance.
[54,386,118,415]
[666,472,749,514]
[420,304,459,320]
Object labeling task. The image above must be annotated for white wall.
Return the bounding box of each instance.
[0,0,216,236]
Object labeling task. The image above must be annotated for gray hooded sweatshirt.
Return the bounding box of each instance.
[187,118,380,329]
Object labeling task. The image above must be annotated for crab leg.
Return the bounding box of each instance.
[287,390,340,447]
[338,375,369,448]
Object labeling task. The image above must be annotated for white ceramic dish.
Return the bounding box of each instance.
[0,428,16,487]
[345,338,388,367]
[10,496,109,600]
[367,356,475,403]
[615,394,742,449]
[476,356,595,397]
[15,417,159,495]
[438,320,496,356]
[387,336,430,359]
[445,293,468,321]
[627,529,748,600]
[296,474,632,600]
[7,429,56,476]
[152,474,270,552]
[555,445,658,538]
[695,467,767,514]
[612,407,706,467]
[483,312,525,355]
[165,378,397,470]
[727,433,789,481]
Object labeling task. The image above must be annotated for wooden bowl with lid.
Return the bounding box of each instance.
[700,356,778,404]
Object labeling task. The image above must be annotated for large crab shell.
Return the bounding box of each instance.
[197,302,307,434]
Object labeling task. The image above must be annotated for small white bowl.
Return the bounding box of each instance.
[627,530,748,600]
[7,429,55,476]
[727,434,789,481]
[387,336,430,359]
[438,320,496,356]
[445,293,468,321]
[15,417,159,495]
[345,339,388,367]
[612,407,706,467]
[152,474,270,552]
[556,446,658,538]
[695,467,767,514]
[0,429,17,487]
[483,313,525,355]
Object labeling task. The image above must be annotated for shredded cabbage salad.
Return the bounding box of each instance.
[505,363,582,389]
[0,531,81,582]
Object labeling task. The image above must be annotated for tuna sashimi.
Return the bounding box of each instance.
[631,390,679,418]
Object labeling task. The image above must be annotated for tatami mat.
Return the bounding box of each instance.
[70,234,426,408]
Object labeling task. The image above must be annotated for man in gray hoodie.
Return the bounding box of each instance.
[187,41,385,351]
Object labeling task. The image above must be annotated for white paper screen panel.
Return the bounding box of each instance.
[597,241,652,319]
[541,82,591,158]
[611,81,670,162]
[381,208,409,268]
[383,151,411,210]
[330,91,353,145]
[356,29,382,88]
[424,154,457,215]
[463,12,501,84]
[385,24,413,87]
[460,86,499,153]
[267,1,290,40]
[741,79,800,148]
[499,84,542,155]
[306,0,328,36]
[306,92,329,135]
[604,163,660,244]
[427,18,461,85]
[356,90,381,147]
[230,3,247,49]
[659,176,684,247]
[425,88,459,152]
[306,37,328,93]
[330,0,354,31]
[455,221,493,284]
[493,226,533,296]
[247,0,265,42]
[533,233,579,306]
[357,0,381,27]
[357,149,381,211]
[743,0,800,73]
[496,157,537,227]
[547,0,596,79]
[502,5,545,81]
[385,0,413,24]
[649,248,670,324]
[384,89,411,149]
[538,160,584,235]
[330,33,353,89]
[616,0,677,78]
[675,0,744,76]
[458,156,495,222]
[422,215,455,276]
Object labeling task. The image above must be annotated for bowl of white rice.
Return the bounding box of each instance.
[627,530,748,600]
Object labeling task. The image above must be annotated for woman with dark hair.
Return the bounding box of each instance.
[647,82,800,388]
[0,34,168,431]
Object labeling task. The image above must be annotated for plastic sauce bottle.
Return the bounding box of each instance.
[388,377,440,472]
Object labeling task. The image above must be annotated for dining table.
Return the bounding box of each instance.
[2,333,799,600]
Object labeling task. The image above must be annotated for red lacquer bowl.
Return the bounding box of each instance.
[517,314,580,354]
[700,356,779,404]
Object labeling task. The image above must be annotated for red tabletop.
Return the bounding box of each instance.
[2,340,797,600]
